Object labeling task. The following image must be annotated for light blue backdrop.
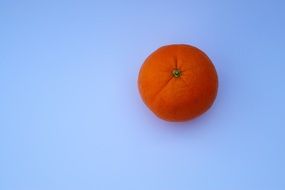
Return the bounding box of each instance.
[0,0,284,189]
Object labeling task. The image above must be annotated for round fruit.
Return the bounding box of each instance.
[138,44,218,122]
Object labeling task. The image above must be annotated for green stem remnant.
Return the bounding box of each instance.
[172,69,181,78]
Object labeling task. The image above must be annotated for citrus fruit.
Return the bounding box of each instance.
[138,44,218,122]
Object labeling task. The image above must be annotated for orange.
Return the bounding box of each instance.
[138,44,218,122]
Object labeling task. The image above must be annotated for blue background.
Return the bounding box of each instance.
[0,0,284,189]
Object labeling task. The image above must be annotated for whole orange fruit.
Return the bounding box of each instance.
[138,44,218,122]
